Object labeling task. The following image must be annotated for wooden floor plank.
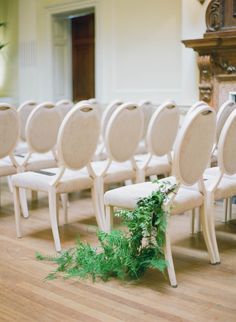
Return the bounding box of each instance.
[0,180,236,321]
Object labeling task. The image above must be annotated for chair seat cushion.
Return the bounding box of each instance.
[0,158,17,176]
[104,178,203,215]
[14,141,28,154]
[82,161,136,183]
[12,168,93,193]
[135,154,171,176]
[188,168,236,200]
[14,152,57,171]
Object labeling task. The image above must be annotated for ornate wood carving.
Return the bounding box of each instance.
[183,1,236,109]
[198,55,213,103]
[206,0,222,32]
[215,57,236,74]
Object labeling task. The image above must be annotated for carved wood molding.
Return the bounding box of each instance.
[215,57,236,74]
[206,0,222,32]
[198,55,213,102]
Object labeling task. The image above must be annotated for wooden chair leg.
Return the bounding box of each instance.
[223,198,228,222]
[13,186,22,238]
[7,176,13,193]
[19,188,29,218]
[205,196,220,264]
[229,197,233,221]
[191,208,195,234]
[31,190,38,202]
[165,231,177,288]
[105,205,114,232]
[48,190,61,252]
[92,177,106,231]
[200,201,217,264]
[60,193,68,224]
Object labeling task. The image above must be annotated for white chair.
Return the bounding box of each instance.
[201,108,236,263]
[11,102,62,218]
[211,100,236,164]
[134,100,179,182]
[206,100,236,223]
[17,102,61,172]
[93,100,123,161]
[135,100,154,154]
[55,99,74,119]
[0,104,19,206]
[104,105,217,287]
[12,102,103,252]
[15,100,37,154]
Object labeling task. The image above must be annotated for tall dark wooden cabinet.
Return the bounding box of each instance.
[72,13,95,102]
[183,0,236,109]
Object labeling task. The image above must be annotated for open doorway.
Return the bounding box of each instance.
[72,13,95,102]
[52,9,95,102]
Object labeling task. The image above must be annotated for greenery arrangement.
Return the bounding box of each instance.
[0,22,7,50]
[36,180,176,282]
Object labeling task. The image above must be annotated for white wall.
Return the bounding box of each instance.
[16,0,210,106]
[180,0,210,106]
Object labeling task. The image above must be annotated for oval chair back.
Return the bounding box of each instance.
[139,100,154,140]
[25,102,62,153]
[173,105,216,186]
[18,101,37,141]
[0,104,19,159]
[217,108,236,176]
[105,102,143,162]
[146,100,179,157]
[55,99,74,119]
[216,100,236,144]
[185,101,208,118]
[57,103,100,170]
[101,100,123,139]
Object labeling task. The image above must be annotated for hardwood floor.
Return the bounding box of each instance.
[0,178,235,322]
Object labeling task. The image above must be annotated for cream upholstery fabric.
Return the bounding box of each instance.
[146,100,179,156]
[216,100,236,144]
[101,100,122,139]
[0,158,17,176]
[104,180,203,215]
[12,168,92,193]
[26,102,61,153]
[56,99,74,119]
[0,104,20,159]
[83,160,136,183]
[57,105,100,170]
[174,109,216,186]
[217,109,236,175]
[18,101,37,141]
[105,103,143,162]
[135,154,171,176]
[139,100,154,140]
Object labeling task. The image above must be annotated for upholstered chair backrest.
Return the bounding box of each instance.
[57,103,100,170]
[101,100,123,139]
[139,100,154,139]
[218,108,236,175]
[173,105,216,186]
[18,100,37,141]
[216,100,236,144]
[55,99,74,119]
[146,100,179,156]
[25,102,62,153]
[185,101,208,118]
[105,102,143,162]
[0,104,19,158]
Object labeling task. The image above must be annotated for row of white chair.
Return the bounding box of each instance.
[104,103,236,286]
[6,100,179,253]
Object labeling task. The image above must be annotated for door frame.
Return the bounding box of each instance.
[45,0,101,101]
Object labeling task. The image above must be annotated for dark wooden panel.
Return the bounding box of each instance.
[72,13,95,102]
